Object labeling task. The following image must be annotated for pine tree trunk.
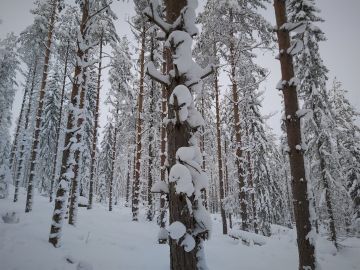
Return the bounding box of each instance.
[125,154,131,206]
[49,0,89,247]
[229,8,248,231]
[246,123,258,234]
[50,40,70,203]
[214,66,227,235]
[13,56,39,203]
[109,121,118,212]
[158,61,168,244]
[25,0,58,213]
[88,35,103,210]
[165,1,201,269]
[132,24,146,221]
[9,68,32,174]
[273,1,316,268]
[318,144,338,248]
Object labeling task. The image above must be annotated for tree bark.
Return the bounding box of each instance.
[13,56,39,203]
[214,66,227,235]
[49,0,89,247]
[228,8,248,231]
[132,24,146,221]
[50,39,70,203]
[273,0,316,269]
[25,0,58,213]
[109,121,118,212]
[88,34,103,210]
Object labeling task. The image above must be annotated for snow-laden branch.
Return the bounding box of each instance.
[145,61,170,86]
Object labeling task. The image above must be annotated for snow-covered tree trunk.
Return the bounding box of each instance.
[132,24,146,221]
[214,66,227,235]
[49,0,89,247]
[50,40,70,203]
[145,0,212,268]
[228,8,248,231]
[273,0,316,269]
[88,34,103,210]
[25,0,59,213]
[13,56,39,203]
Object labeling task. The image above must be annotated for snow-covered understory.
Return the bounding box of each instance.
[1,188,359,270]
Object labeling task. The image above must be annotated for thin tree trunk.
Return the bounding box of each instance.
[50,40,70,203]
[229,8,248,231]
[132,24,146,221]
[125,154,131,206]
[13,56,39,203]
[246,122,258,234]
[273,0,316,268]
[158,54,168,244]
[49,0,89,247]
[25,0,58,213]
[214,66,227,235]
[318,144,338,248]
[9,68,32,174]
[88,34,103,210]
[109,121,118,212]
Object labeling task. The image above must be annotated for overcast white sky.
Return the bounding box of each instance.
[1,0,359,139]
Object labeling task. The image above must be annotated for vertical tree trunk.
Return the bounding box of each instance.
[273,0,316,269]
[125,154,131,206]
[318,144,338,248]
[50,40,70,203]
[228,8,248,231]
[49,0,89,247]
[88,34,103,210]
[13,56,39,203]
[214,66,227,235]
[246,122,258,234]
[25,0,58,213]
[132,24,146,221]
[158,58,168,244]
[109,121,118,212]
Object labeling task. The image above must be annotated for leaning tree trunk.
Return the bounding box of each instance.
[273,0,316,269]
[88,34,103,210]
[9,67,32,175]
[214,66,227,235]
[25,0,58,213]
[132,24,146,221]
[49,0,89,247]
[228,8,248,231]
[50,40,70,203]
[13,56,39,203]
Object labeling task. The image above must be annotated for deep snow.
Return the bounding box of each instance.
[0,187,359,270]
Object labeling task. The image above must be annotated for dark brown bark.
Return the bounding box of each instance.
[214,67,227,235]
[165,1,201,269]
[273,0,316,269]
[88,35,103,210]
[25,0,58,213]
[49,0,89,247]
[132,24,146,221]
[228,8,248,231]
[13,56,38,203]
[50,40,70,203]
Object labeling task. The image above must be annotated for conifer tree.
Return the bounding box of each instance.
[273,0,316,268]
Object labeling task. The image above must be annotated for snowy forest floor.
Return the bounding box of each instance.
[1,187,359,270]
